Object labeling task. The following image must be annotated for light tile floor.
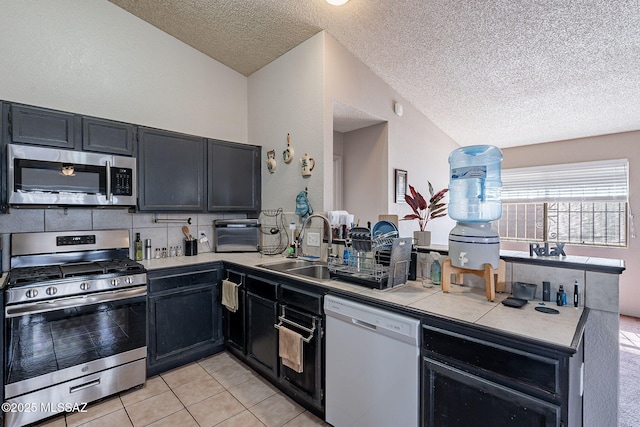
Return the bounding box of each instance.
[34,352,329,427]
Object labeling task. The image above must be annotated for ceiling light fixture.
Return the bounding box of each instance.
[326,0,349,5]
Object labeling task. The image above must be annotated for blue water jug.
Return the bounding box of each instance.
[448,145,503,222]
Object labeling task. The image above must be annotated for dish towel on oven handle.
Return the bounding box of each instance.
[222,279,239,312]
[278,326,304,373]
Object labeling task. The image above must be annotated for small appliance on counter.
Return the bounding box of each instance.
[213,219,260,252]
[448,145,503,270]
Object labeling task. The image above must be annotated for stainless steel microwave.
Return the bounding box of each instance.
[7,144,137,207]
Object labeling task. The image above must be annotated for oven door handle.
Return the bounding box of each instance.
[70,378,101,394]
[5,286,147,318]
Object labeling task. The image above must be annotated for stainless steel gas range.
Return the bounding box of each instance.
[3,230,147,427]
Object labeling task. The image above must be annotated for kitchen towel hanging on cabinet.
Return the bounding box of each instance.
[222,279,239,312]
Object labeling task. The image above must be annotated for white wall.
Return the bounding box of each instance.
[0,0,247,143]
[342,123,388,227]
[248,34,325,223]
[323,33,459,244]
[501,131,640,317]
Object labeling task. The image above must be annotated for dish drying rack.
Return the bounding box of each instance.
[328,228,412,290]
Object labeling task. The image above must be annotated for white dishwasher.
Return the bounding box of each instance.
[324,295,421,427]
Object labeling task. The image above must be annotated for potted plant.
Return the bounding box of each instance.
[402,181,448,246]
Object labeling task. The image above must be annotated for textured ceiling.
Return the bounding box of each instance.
[108,0,640,148]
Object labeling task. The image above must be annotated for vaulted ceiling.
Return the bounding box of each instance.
[109,0,640,148]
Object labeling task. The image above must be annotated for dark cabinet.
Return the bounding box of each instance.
[8,103,77,149]
[245,274,279,377]
[82,116,136,156]
[421,323,583,427]
[223,269,246,356]
[1,101,262,213]
[221,268,326,417]
[208,139,261,213]
[277,284,325,415]
[5,103,136,155]
[147,264,224,377]
[138,127,207,211]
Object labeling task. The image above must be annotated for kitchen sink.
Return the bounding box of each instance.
[258,259,331,280]
[287,265,331,280]
[258,259,315,272]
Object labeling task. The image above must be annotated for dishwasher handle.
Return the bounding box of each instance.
[352,318,377,331]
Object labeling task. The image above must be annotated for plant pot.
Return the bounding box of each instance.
[414,230,431,246]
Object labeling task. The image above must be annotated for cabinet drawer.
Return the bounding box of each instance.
[149,267,219,294]
[423,325,559,396]
[246,275,278,300]
[279,284,323,314]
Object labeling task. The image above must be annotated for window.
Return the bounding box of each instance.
[497,159,629,248]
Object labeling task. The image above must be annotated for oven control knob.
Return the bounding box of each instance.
[46,287,58,296]
[80,282,91,291]
[111,278,121,287]
[124,276,134,284]
[25,289,38,299]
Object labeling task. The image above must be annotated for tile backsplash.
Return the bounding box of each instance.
[0,208,247,271]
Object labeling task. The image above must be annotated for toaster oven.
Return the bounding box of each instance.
[213,219,260,252]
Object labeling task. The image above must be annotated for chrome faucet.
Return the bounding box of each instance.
[298,214,333,261]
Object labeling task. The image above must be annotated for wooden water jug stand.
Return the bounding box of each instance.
[441,258,506,301]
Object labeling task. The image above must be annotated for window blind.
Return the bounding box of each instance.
[501,159,629,203]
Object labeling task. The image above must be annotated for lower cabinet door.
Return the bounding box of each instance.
[246,292,278,376]
[423,358,561,427]
[148,283,222,376]
[225,288,246,354]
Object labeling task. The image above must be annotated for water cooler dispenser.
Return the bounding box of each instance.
[448,145,503,270]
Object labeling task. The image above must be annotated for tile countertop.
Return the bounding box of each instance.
[139,252,586,351]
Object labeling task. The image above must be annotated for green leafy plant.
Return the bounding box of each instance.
[402,181,448,231]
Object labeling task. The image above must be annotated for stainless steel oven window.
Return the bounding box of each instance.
[5,294,146,387]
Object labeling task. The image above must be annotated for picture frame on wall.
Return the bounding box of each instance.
[395,169,407,203]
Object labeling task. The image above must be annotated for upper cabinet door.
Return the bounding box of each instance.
[9,104,77,149]
[82,116,136,156]
[208,139,261,213]
[138,127,206,212]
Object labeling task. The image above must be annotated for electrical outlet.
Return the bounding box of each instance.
[307,232,321,247]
